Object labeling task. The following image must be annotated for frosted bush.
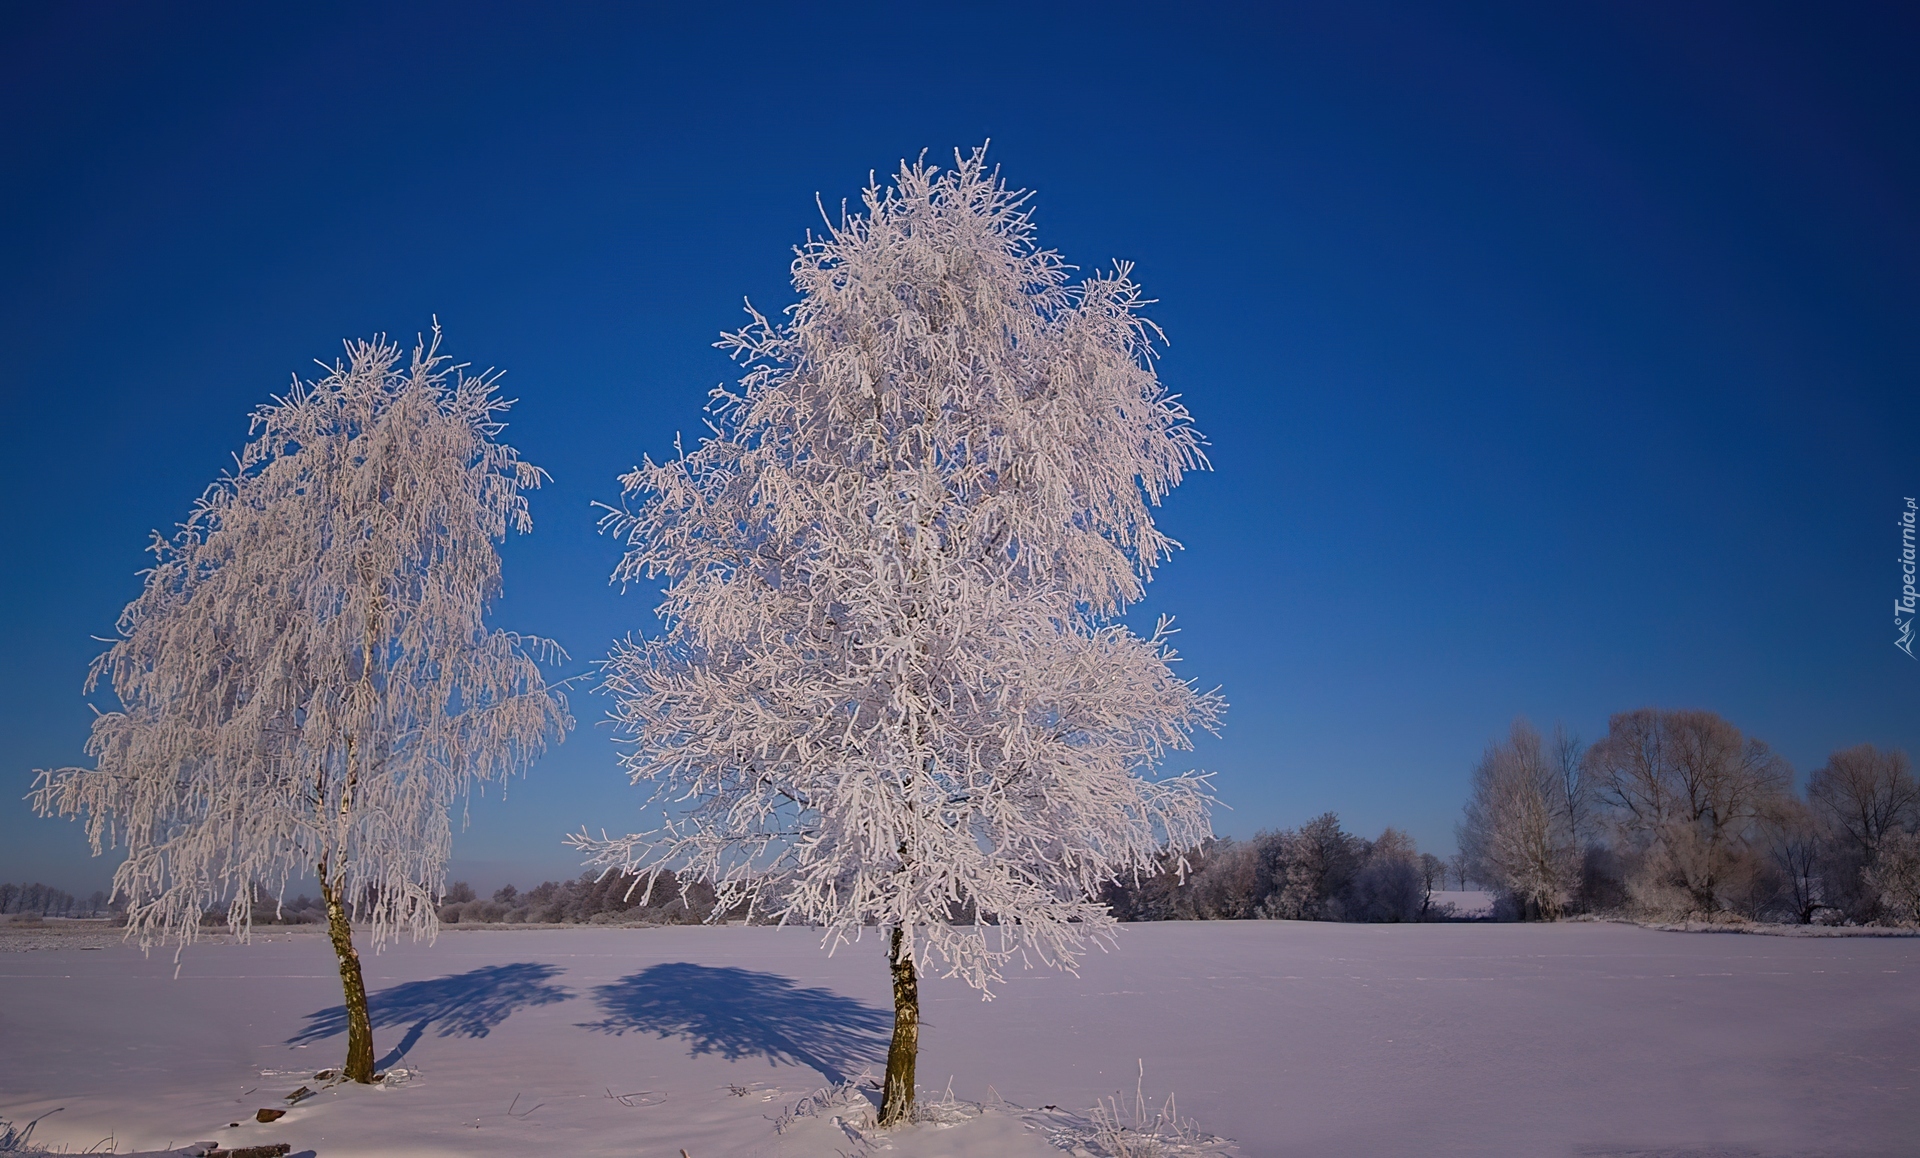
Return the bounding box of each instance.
[1865,830,1920,926]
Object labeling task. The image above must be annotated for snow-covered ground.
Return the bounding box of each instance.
[3,920,1915,1157]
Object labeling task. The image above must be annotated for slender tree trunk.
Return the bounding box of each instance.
[878,926,918,1126]
[319,867,376,1083]
[1688,850,1719,917]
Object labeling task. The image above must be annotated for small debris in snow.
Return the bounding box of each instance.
[605,1087,665,1108]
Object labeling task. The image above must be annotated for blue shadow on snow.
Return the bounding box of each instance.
[579,962,890,1084]
[290,962,573,1070]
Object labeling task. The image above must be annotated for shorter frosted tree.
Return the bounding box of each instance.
[33,327,571,1083]
[575,148,1221,1124]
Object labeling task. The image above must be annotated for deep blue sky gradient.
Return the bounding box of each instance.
[4,2,1917,893]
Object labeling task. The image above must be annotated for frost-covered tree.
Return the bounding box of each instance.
[1262,812,1365,920]
[576,148,1221,1124]
[1807,745,1920,921]
[1346,827,1424,923]
[1586,708,1787,917]
[1458,719,1579,920]
[32,328,571,1083]
[1808,746,1918,856]
[1864,829,1920,925]
[1763,796,1825,924]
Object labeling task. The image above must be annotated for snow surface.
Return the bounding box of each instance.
[3,921,1916,1156]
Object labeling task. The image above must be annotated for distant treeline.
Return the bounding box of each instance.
[437,872,717,925]
[1108,711,1920,930]
[1459,711,1920,926]
[203,871,721,928]
[1103,814,1454,923]
[453,722,1917,931]
[119,708,1920,935]
[0,882,111,918]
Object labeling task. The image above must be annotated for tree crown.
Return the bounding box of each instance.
[34,327,571,950]
[580,149,1221,991]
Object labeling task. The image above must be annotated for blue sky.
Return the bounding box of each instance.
[4,2,1916,894]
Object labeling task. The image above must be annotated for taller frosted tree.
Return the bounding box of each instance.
[577,149,1221,1123]
[33,328,572,1083]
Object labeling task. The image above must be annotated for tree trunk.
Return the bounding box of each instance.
[878,926,918,1126]
[1688,865,1719,918]
[320,871,377,1083]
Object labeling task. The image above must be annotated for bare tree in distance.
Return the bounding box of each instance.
[574,148,1221,1124]
[1417,852,1447,918]
[1803,744,1919,921]
[32,329,572,1082]
[1345,828,1424,922]
[1551,723,1591,848]
[1807,745,1919,861]
[1762,796,1825,925]
[1458,719,1579,919]
[1585,708,1788,918]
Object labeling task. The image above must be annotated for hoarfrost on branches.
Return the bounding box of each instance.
[575,147,1223,993]
[33,327,573,952]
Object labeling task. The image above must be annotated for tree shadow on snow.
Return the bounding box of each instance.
[290,962,573,1069]
[579,963,890,1084]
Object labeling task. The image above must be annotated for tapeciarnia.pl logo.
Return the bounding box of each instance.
[1900,497,1917,658]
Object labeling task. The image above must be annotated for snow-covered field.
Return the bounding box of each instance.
[3,920,1915,1157]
